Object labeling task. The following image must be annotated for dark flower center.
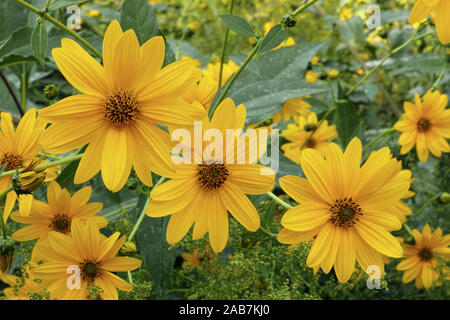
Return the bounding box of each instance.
[80,259,102,281]
[198,161,229,190]
[0,153,24,171]
[417,118,431,132]
[418,247,434,262]
[304,138,316,148]
[49,214,72,234]
[104,89,139,127]
[330,198,363,228]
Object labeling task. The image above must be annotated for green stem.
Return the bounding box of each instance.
[0,70,24,117]
[411,194,439,218]
[208,40,262,118]
[127,271,133,285]
[403,223,414,238]
[103,202,138,219]
[175,31,188,60]
[14,0,102,60]
[0,153,83,178]
[291,0,319,16]
[0,187,14,238]
[259,225,277,238]
[266,191,293,210]
[128,177,166,241]
[362,128,395,154]
[430,62,447,91]
[346,27,423,96]
[21,63,27,113]
[218,0,235,90]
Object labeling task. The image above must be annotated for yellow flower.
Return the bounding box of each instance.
[305,70,318,83]
[272,97,311,123]
[188,21,200,33]
[397,224,450,289]
[0,110,59,222]
[32,219,142,300]
[273,37,296,50]
[278,138,412,283]
[408,0,450,44]
[182,70,217,113]
[394,90,450,163]
[202,59,239,87]
[2,261,49,300]
[38,20,204,192]
[84,9,100,18]
[181,249,202,269]
[281,112,337,164]
[340,7,353,21]
[356,68,364,76]
[328,69,339,79]
[310,56,319,65]
[146,98,275,253]
[11,181,107,243]
[263,21,276,35]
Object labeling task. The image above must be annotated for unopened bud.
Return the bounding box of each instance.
[281,14,296,28]
[120,241,137,256]
[12,170,46,195]
[439,192,450,204]
[0,237,15,272]
[304,123,317,131]
[43,84,58,100]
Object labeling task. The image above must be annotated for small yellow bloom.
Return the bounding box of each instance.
[339,7,353,21]
[84,9,100,18]
[328,69,339,79]
[394,90,450,163]
[272,97,311,123]
[356,68,364,76]
[305,70,318,83]
[310,56,319,65]
[396,224,450,289]
[188,21,200,33]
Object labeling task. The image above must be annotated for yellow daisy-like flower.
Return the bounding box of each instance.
[11,181,107,243]
[32,219,142,300]
[281,112,337,164]
[397,224,450,289]
[408,0,450,44]
[0,110,59,222]
[278,138,412,283]
[202,59,239,86]
[2,261,49,300]
[305,70,318,83]
[182,70,217,113]
[272,97,311,123]
[394,90,450,163]
[146,98,275,253]
[38,19,204,192]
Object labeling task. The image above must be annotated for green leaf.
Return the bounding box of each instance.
[48,0,82,11]
[120,0,160,45]
[0,0,27,42]
[275,152,302,188]
[31,23,48,67]
[134,193,176,294]
[335,100,359,148]
[219,14,255,37]
[259,24,286,53]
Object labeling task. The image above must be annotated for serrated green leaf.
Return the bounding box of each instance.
[219,14,255,37]
[120,0,160,45]
[259,24,286,53]
[31,23,47,67]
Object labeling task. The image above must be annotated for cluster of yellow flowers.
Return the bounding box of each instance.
[0,0,449,299]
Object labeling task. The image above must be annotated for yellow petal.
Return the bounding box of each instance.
[101,129,129,192]
[207,192,228,253]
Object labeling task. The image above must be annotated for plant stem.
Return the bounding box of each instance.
[346,27,423,96]
[299,106,336,149]
[259,225,277,238]
[411,194,439,218]
[128,177,166,241]
[21,63,27,113]
[291,0,319,16]
[430,62,447,91]
[103,202,138,219]
[0,71,24,117]
[403,223,414,238]
[362,127,395,154]
[0,187,14,238]
[218,0,235,90]
[266,191,293,210]
[208,40,262,118]
[0,153,83,178]
[14,0,102,60]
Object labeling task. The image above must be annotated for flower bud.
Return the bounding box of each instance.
[439,192,450,204]
[281,14,296,28]
[120,241,138,256]
[12,170,46,195]
[43,84,58,100]
[0,236,15,272]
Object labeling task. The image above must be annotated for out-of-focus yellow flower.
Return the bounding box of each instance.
[356,68,364,76]
[339,7,353,21]
[272,97,311,123]
[188,21,200,33]
[202,59,239,86]
[409,0,449,44]
[198,1,206,9]
[181,249,202,269]
[149,0,160,4]
[360,53,370,60]
[263,21,276,35]
[328,69,339,80]
[84,9,100,18]
[305,70,318,83]
[310,56,319,65]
